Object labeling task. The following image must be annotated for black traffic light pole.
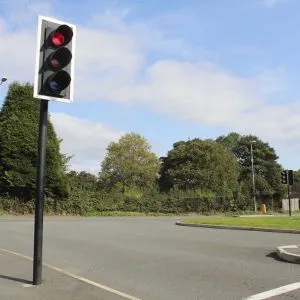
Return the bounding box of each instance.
[33,99,49,285]
[32,16,75,285]
[281,170,292,217]
[287,179,292,217]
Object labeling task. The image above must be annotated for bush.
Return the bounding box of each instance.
[0,186,268,216]
[0,197,35,214]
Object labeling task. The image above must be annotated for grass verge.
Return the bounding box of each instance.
[183,217,300,230]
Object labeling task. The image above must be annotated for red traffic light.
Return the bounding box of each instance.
[51,32,65,46]
[51,25,73,47]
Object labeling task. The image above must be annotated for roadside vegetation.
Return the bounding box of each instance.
[1,83,300,216]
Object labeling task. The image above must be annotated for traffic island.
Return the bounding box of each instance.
[276,245,300,264]
[176,216,300,234]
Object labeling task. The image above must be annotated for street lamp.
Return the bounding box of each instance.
[250,140,257,212]
[0,77,7,85]
[0,77,8,107]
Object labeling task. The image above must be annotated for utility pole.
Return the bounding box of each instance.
[250,141,257,212]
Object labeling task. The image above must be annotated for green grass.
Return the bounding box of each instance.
[183,217,300,230]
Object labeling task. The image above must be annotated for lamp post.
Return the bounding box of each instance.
[250,141,257,212]
[0,77,8,107]
[0,77,7,85]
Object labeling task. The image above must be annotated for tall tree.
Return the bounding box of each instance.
[98,132,159,193]
[0,82,69,200]
[216,132,283,203]
[158,139,240,198]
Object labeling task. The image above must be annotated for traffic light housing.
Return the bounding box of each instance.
[34,16,76,103]
[281,170,294,185]
[281,170,288,184]
[288,170,294,185]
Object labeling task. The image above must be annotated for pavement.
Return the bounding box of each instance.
[1,216,300,299]
[0,249,126,300]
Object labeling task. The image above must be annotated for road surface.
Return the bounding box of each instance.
[0,216,299,299]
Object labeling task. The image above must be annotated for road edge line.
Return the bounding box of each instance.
[0,248,142,300]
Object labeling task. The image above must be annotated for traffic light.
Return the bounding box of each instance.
[288,170,294,185]
[281,170,288,184]
[34,16,76,103]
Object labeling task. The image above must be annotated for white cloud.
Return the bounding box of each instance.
[0,1,54,82]
[75,26,144,101]
[254,67,288,95]
[101,59,300,147]
[50,113,122,174]
[0,1,299,170]
[2,0,53,28]
[106,60,261,122]
[0,25,36,83]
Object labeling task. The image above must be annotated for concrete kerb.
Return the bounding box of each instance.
[276,245,300,264]
[175,221,300,234]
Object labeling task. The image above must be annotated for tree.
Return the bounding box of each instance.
[216,132,283,205]
[158,139,240,199]
[0,82,69,200]
[291,169,300,198]
[98,132,159,193]
[294,170,300,182]
[68,171,97,191]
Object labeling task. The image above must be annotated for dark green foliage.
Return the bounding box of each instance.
[0,92,289,216]
[68,171,97,191]
[216,132,284,206]
[0,82,69,200]
[159,139,240,197]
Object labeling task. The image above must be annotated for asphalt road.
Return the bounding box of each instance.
[0,216,299,299]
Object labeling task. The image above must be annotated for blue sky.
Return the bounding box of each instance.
[0,0,300,173]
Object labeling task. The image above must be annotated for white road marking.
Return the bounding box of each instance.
[0,248,142,300]
[243,282,300,300]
